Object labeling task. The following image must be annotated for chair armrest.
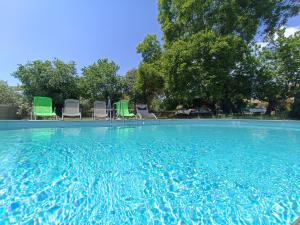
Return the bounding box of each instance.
[152,113,157,119]
[137,113,142,119]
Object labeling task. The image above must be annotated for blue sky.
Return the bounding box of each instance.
[0,0,162,85]
[0,1,299,85]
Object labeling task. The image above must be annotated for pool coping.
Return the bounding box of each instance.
[1,118,300,130]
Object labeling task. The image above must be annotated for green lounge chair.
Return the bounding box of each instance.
[114,100,135,118]
[32,96,57,120]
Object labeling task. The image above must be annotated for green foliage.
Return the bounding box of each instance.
[122,69,138,100]
[80,59,122,103]
[157,0,299,113]
[12,59,79,105]
[16,99,31,119]
[254,29,300,114]
[0,80,31,118]
[79,98,93,117]
[158,0,300,45]
[133,63,164,104]
[137,35,162,63]
[274,30,300,96]
[160,31,250,110]
[122,65,164,107]
[0,81,20,105]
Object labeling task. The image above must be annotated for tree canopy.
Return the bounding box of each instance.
[137,34,162,64]
[133,63,164,104]
[80,59,122,103]
[155,0,300,113]
[254,29,300,113]
[13,59,79,105]
[158,0,300,45]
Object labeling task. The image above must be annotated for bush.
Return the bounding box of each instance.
[0,81,31,119]
[80,98,93,117]
[16,98,31,119]
[0,81,19,105]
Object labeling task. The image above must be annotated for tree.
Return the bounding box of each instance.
[80,59,122,103]
[122,69,138,101]
[254,50,287,114]
[274,29,300,96]
[133,63,164,104]
[254,29,300,114]
[158,0,300,45]
[13,59,79,105]
[0,81,20,105]
[160,31,248,110]
[157,0,299,112]
[137,35,162,63]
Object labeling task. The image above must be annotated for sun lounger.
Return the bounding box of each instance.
[136,104,157,119]
[92,101,107,119]
[114,100,135,118]
[62,99,81,119]
[32,96,57,120]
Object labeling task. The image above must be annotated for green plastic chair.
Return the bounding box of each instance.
[114,100,135,118]
[32,96,57,120]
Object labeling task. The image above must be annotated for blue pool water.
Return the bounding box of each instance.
[0,120,299,224]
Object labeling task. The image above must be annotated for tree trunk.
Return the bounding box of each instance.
[266,99,276,115]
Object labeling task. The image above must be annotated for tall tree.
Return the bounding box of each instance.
[157,0,299,112]
[158,0,300,45]
[274,29,300,96]
[254,29,300,114]
[80,59,122,103]
[133,63,164,104]
[160,31,248,109]
[13,59,79,105]
[122,69,138,101]
[137,34,162,63]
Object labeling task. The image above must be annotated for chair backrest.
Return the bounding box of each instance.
[136,104,153,117]
[136,104,148,111]
[33,97,53,114]
[94,101,107,117]
[64,99,80,114]
[136,104,148,113]
[115,100,130,116]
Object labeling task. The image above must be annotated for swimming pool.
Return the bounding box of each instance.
[0,120,299,224]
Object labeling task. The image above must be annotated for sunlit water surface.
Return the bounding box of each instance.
[0,121,299,224]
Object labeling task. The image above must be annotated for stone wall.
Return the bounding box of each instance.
[0,104,18,120]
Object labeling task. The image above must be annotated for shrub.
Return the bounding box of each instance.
[0,81,19,105]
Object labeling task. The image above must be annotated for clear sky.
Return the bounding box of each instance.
[0,0,162,85]
[0,1,299,85]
